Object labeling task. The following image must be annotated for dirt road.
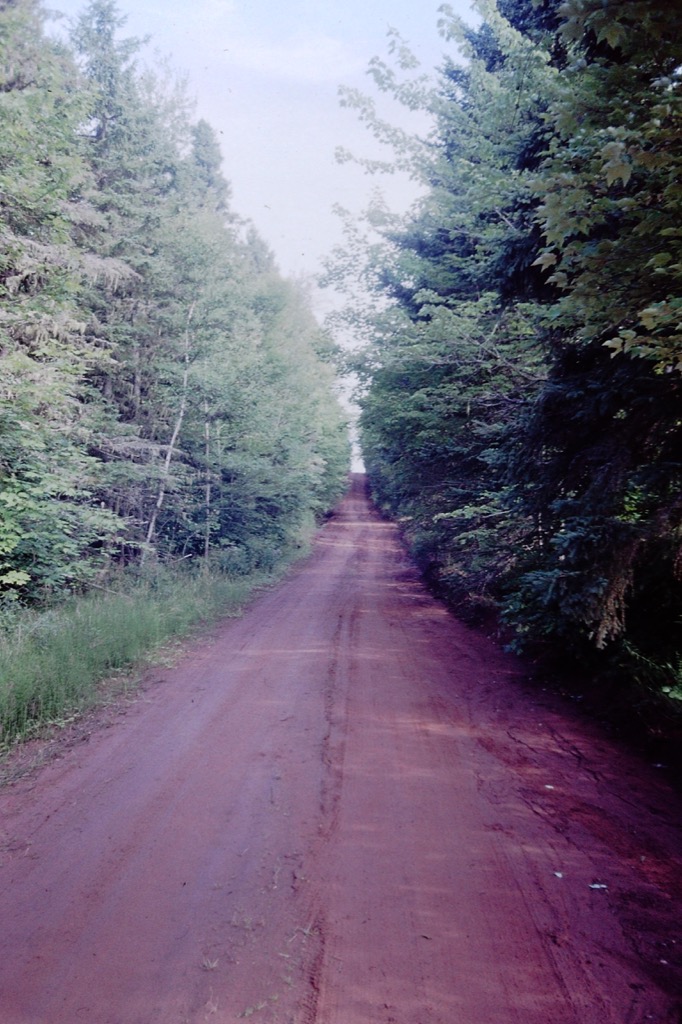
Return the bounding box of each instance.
[1,476,681,1024]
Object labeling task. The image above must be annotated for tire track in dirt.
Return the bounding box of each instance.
[0,475,680,1023]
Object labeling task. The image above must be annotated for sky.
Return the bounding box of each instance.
[48,0,478,286]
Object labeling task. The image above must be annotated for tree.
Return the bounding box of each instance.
[0,0,121,598]
[325,1,554,617]
[70,0,349,569]
[507,0,682,676]
[1,0,349,600]
[532,0,682,370]
[331,0,682,708]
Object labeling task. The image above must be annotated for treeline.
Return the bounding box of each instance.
[0,0,349,605]
[326,0,682,719]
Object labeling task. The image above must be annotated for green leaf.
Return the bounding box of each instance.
[596,21,627,50]
[604,160,632,187]
[532,251,559,271]
[0,569,31,587]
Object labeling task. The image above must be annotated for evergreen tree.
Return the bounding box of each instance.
[327,1,555,617]
[331,0,682,708]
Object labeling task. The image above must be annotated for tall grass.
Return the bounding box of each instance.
[0,565,281,748]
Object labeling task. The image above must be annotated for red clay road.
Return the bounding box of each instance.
[1,476,681,1023]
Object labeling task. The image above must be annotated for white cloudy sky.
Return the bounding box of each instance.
[49,0,478,281]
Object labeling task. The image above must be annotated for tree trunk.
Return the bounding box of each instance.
[203,400,211,568]
[141,301,196,565]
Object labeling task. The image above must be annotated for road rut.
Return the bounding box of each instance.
[1,475,681,1022]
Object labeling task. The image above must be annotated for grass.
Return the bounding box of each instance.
[0,559,295,749]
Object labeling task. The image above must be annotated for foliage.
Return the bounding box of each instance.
[0,561,290,746]
[326,0,554,619]
[512,0,682,671]
[326,0,682,716]
[0,0,349,609]
[532,0,682,370]
[0,0,124,598]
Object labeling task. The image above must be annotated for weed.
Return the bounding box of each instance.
[0,561,294,748]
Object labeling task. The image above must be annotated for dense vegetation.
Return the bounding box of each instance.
[0,0,349,598]
[0,0,349,742]
[325,0,682,730]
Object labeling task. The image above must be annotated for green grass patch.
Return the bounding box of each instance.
[0,562,289,749]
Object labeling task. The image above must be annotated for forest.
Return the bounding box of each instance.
[324,0,682,735]
[2,0,681,748]
[0,0,349,741]
[0,0,349,596]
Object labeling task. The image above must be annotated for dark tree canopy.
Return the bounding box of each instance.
[325,0,682,722]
